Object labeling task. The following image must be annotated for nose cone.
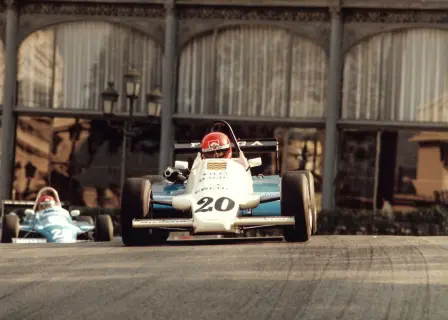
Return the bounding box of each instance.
[192,193,240,233]
[44,226,77,243]
[193,211,236,233]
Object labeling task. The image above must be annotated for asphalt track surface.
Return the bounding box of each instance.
[1,235,448,320]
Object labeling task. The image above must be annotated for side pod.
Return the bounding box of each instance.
[151,199,173,206]
[259,195,280,204]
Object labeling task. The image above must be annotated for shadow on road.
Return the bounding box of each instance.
[0,236,287,249]
[163,236,285,247]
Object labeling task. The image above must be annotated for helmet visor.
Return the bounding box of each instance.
[203,148,229,158]
[40,202,53,209]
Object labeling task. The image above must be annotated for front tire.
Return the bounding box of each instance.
[120,177,169,246]
[94,215,114,242]
[1,214,20,243]
[281,172,312,242]
[297,170,318,235]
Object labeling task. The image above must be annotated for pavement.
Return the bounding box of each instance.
[0,235,448,320]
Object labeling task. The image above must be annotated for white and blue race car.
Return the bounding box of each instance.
[120,120,318,246]
[1,187,114,244]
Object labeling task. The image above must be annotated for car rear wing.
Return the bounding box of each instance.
[1,200,70,218]
[174,138,279,154]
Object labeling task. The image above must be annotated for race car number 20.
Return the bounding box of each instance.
[195,196,235,213]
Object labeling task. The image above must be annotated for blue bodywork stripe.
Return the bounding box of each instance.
[152,174,282,217]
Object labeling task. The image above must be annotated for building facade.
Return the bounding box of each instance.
[1,0,448,213]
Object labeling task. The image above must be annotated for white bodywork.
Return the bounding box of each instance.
[133,152,295,234]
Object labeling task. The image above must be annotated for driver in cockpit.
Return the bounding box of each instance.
[200,131,250,170]
[35,195,71,220]
[37,195,57,211]
[200,132,233,159]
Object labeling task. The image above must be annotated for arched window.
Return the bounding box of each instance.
[342,28,448,122]
[178,25,328,118]
[18,21,163,112]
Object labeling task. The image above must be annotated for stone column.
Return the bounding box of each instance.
[0,0,19,204]
[158,1,177,173]
[321,6,343,211]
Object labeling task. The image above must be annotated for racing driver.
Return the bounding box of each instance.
[201,132,233,159]
[37,195,57,211]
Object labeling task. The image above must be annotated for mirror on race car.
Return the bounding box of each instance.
[70,210,80,217]
[248,157,262,168]
[24,208,34,216]
[174,160,189,170]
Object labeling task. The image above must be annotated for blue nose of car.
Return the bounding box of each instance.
[42,225,78,243]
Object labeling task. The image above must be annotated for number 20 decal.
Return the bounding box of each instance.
[195,196,236,213]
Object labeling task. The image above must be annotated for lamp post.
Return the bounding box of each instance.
[101,69,161,194]
[124,67,141,106]
[101,69,140,193]
[146,88,162,117]
[101,81,119,115]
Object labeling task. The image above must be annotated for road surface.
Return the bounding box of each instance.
[0,235,447,320]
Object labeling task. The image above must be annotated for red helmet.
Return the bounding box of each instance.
[38,195,56,210]
[201,132,232,159]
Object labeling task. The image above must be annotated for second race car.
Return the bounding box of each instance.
[1,187,114,243]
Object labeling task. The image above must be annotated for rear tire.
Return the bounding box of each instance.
[281,172,312,242]
[94,215,114,242]
[120,177,169,246]
[1,214,20,243]
[75,216,94,225]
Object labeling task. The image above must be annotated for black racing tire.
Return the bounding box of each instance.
[120,177,169,246]
[297,170,317,235]
[281,171,312,242]
[75,216,94,225]
[120,178,151,246]
[94,214,114,242]
[1,214,20,243]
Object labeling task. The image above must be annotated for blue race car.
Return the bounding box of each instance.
[1,187,114,244]
[120,120,318,246]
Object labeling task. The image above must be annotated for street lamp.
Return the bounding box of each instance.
[100,68,142,194]
[124,67,141,100]
[146,88,162,117]
[101,81,119,115]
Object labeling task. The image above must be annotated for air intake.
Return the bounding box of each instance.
[207,161,227,170]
